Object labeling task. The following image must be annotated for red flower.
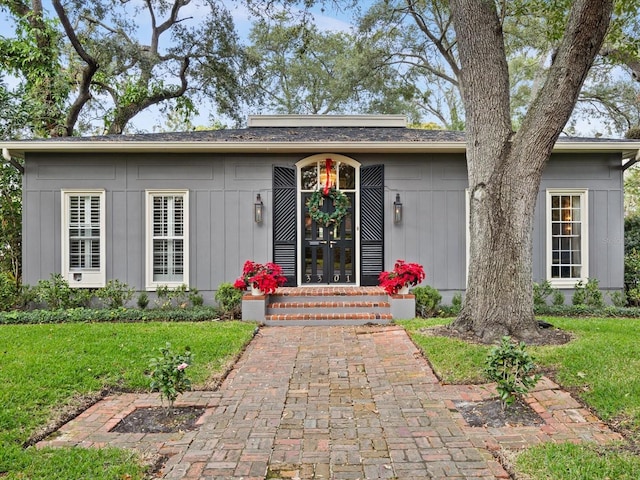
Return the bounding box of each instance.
[234,261,287,295]
[378,260,425,295]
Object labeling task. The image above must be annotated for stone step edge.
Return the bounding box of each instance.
[272,290,386,297]
[268,301,391,309]
[264,313,394,321]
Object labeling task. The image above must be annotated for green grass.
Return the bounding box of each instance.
[0,321,256,479]
[516,443,640,480]
[399,317,640,480]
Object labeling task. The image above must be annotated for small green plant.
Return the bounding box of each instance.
[188,287,204,307]
[573,279,604,308]
[0,272,19,311]
[533,280,553,307]
[584,278,605,307]
[96,279,135,308]
[148,342,193,411]
[572,280,586,305]
[137,291,149,309]
[413,285,442,318]
[155,284,190,308]
[34,274,93,309]
[484,336,541,408]
[610,291,627,308]
[451,292,463,314]
[215,282,243,318]
[552,289,565,306]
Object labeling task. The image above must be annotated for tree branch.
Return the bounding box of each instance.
[52,0,99,136]
[601,46,640,82]
[518,0,614,149]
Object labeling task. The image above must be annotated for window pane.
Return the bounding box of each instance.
[339,163,355,189]
[301,164,318,190]
[68,195,101,272]
[549,192,584,280]
[151,194,185,282]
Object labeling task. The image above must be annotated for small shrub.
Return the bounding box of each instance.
[573,278,604,308]
[34,274,93,309]
[0,272,19,311]
[584,278,604,307]
[610,290,627,308]
[624,249,640,305]
[215,282,242,319]
[572,280,586,306]
[137,292,149,310]
[96,279,135,308]
[551,289,565,306]
[533,280,553,307]
[188,288,204,307]
[148,343,193,411]
[155,284,190,309]
[451,292,463,314]
[413,285,442,318]
[484,336,541,408]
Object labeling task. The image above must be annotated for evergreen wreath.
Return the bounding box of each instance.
[306,188,351,227]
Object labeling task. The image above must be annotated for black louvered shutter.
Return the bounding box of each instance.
[273,165,297,286]
[360,165,384,286]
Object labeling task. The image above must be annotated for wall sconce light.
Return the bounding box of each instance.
[393,193,403,224]
[254,193,264,223]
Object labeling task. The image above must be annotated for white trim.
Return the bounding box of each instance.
[61,189,106,288]
[546,189,589,288]
[145,189,189,290]
[3,139,639,158]
[296,154,361,286]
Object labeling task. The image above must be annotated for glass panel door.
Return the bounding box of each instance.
[302,192,355,284]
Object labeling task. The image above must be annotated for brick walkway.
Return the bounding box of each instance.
[38,326,621,479]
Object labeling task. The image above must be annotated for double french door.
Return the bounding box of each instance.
[302,191,355,284]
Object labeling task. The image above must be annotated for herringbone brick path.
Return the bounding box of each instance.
[39,326,621,479]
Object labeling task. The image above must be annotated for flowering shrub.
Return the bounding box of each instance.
[233,260,287,294]
[148,342,193,411]
[378,260,426,295]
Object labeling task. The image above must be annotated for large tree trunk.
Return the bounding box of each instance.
[449,0,613,343]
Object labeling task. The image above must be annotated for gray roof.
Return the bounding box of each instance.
[2,125,639,158]
[28,126,466,143]
[11,126,637,144]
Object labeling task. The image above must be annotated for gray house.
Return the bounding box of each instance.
[2,115,640,308]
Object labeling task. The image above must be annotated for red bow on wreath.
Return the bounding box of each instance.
[323,158,333,196]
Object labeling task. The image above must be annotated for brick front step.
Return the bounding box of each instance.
[268,300,391,316]
[264,312,393,326]
[242,286,414,324]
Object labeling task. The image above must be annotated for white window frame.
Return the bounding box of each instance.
[145,190,189,290]
[546,189,589,288]
[61,189,106,288]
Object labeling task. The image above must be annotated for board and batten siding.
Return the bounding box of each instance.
[22,150,623,300]
[23,152,297,294]
[533,153,624,291]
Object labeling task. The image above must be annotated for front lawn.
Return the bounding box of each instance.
[399,317,640,480]
[0,321,256,479]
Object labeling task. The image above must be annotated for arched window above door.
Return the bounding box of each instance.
[298,155,358,191]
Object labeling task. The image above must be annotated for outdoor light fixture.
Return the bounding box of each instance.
[254,193,264,223]
[394,193,403,224]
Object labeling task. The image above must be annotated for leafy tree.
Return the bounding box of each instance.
[246,18,420,118]
[449,0,613,342]
[0,160,22,285]
[0,0,69,137]
[1,0,250,136]
[356,0,640,135]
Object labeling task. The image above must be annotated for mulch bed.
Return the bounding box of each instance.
[110,406,205,434]
[455,397,544,428]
